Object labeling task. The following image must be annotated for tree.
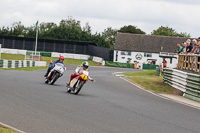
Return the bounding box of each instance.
[118,25,145,34]
[151,26,176,36]
[0,18,115,49]
[151,26,191,38]
[39,22,57,38]
[0,26,12,36]
[176,32,190,38]
[83,22,91,34]
[12,21,25,37]
[102,27,118,50]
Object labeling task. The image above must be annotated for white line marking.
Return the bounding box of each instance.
[118,75,200,110]
[0,122,26,133]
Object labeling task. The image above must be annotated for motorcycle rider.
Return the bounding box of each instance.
[44,56,64,77]
[67,61,94,85]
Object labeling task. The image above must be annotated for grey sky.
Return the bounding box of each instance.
[1,0,200,37]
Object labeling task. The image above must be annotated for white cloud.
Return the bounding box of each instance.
[0,0,199,37]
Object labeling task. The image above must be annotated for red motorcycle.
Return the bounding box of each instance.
[66,70,93,95]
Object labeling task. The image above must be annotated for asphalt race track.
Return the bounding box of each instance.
[0,65,200,133]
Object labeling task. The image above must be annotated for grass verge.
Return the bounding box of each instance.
[123,70,175,93]
[1,53,25,60]
[0,124,19,133]
[0,66,47,71]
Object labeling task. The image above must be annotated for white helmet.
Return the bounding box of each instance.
[82,61,89,69]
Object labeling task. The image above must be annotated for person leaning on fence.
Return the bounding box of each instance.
[194,41,200,54]
[186,39,192,46]
[186,41,193,54]
[191,39,198,54]
[176,43,183,54]
[181,42,187,54]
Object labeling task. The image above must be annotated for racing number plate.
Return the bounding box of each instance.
[70,78,78,88]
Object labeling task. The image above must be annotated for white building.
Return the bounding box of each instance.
[114,33,187,68]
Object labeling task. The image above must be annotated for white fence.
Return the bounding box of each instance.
[1,48,105,65]
[51,52,105,64]
[51,52,90,60]
[1,48,27,55]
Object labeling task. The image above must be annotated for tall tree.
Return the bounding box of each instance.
[39,22,57,38]
[0,26,12,36]
[102,27,118,50]
[176,32,190,38]
[151,26,191,38]
[118,25,145,34]
[12,21,25,37]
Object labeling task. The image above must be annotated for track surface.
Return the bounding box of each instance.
[0,65,200,133]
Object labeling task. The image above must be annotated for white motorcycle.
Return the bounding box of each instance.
[45,63,66,85]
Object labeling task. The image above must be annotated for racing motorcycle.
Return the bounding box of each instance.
[66,70,93,95]
[45,63,66,85]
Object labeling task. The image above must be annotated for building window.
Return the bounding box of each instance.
[121,57,125,59]
[144,53,152,57]
[121,51,131,56]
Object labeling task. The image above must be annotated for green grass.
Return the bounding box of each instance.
[123,70,174,93]
[1,53,25,60]
[0,66,47,71]
[0,125,19,133]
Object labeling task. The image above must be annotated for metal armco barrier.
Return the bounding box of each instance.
[164,68,200,102]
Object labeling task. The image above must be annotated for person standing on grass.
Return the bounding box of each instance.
[162,58,167,68]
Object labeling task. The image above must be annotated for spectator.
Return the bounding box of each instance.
[191,39,198,54]
[181,42,187,53]
[186,41,193,54]
[186,39,191,43]
[162,58,167,68]
[127,58,131,63]
[176,43,183,54]
[194,41,200,54]
[198,37,200,43]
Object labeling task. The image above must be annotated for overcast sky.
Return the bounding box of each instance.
[1,0,200,37]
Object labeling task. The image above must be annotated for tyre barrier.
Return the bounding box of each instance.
[0,59,3,67]
[163,68,200,102]
[0,59,47,68]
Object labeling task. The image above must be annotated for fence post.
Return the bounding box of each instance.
[0,44,1,59]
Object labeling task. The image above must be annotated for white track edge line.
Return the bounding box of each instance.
[0,122,26,133]
[113,72,200,110]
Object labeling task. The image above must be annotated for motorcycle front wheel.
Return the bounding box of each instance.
[74,81,84,95]
[67,85,71,93]
[50,72,60,85]
[45,78,49,84]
